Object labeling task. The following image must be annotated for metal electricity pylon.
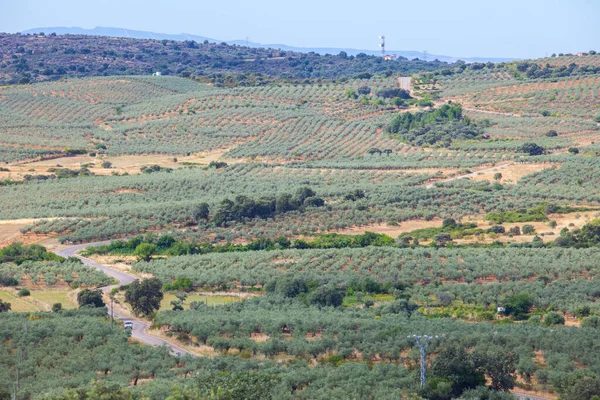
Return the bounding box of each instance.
[408,334,438,388]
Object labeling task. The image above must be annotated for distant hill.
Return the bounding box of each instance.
[22,26,518,63]
[0,32,462,85]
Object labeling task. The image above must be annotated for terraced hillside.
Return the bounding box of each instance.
[2,51,600,400]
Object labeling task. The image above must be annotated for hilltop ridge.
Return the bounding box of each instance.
[21,26,519,63]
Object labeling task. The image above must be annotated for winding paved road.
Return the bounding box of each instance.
[54,243,552,399]
[55,242,192,356]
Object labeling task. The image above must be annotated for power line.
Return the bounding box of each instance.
[408,334,439,388]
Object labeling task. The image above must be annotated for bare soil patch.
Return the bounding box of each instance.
[331,219,444,237]
[468,163,558,184]
[5,148,242,181]
[250,333,270,342]
[147,329,217,357]
[0,218,65,246]
[454,210,599,245]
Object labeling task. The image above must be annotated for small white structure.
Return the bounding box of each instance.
[153,71,162,76]
[497,307,506,313]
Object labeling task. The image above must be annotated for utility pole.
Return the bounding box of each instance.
[408,334,438,388]
[15,319,29,399]
[423,50,428,62]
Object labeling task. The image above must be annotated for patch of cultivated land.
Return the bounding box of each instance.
[0,218,64,246]
[159,293,240,311]
[331,219,444,236]
[455,210,600,245]
[0,290,43,312]
[29,290,78,309]
[1,148,240,181]
[468,162,559,183]
[330,210,598,245]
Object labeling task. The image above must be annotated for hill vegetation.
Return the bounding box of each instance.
[0,32,459,85]
[1,35,600,399]
[387,103,484,146]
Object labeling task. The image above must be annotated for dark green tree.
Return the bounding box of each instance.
[442,218,458,229]
[434,233,453,247]
[190,202,210,223]
[77,288,105,308]
[357,86,371,95]
[0,299,11,312]
[473,346,518,391]
[125,278,164,317]
[431,344,486,397]
[502,293,534,319]
[309,286,343,307]
[518,143,545,156]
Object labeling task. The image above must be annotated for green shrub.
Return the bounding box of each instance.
[522,225,535,234]
[544,311,565,326]
[582,316,600,329]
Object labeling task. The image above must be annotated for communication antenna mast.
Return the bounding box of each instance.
[423,50,428,61]
[379,35,386,56]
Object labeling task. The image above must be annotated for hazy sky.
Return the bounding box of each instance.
[4,0,599,58]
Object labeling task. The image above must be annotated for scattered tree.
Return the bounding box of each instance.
[133,243,157,262]
[518,143,545,156]
[502,293,534,319]
[544,311,565,326]
[125,278,164,317]
[473,346,518,392]
[431,344,485,397]
[357,86,371,95]
[0,299,11,312]
[77,288,105,308]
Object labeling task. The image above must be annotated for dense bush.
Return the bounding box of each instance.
[518,143,545,156]
[0,243,63,265]
[376,88,411,99]
[77,288,105,308]
[387,103,483,146]
[212,187,324,226]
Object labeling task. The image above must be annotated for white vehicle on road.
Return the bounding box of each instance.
[124,320,133,329]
